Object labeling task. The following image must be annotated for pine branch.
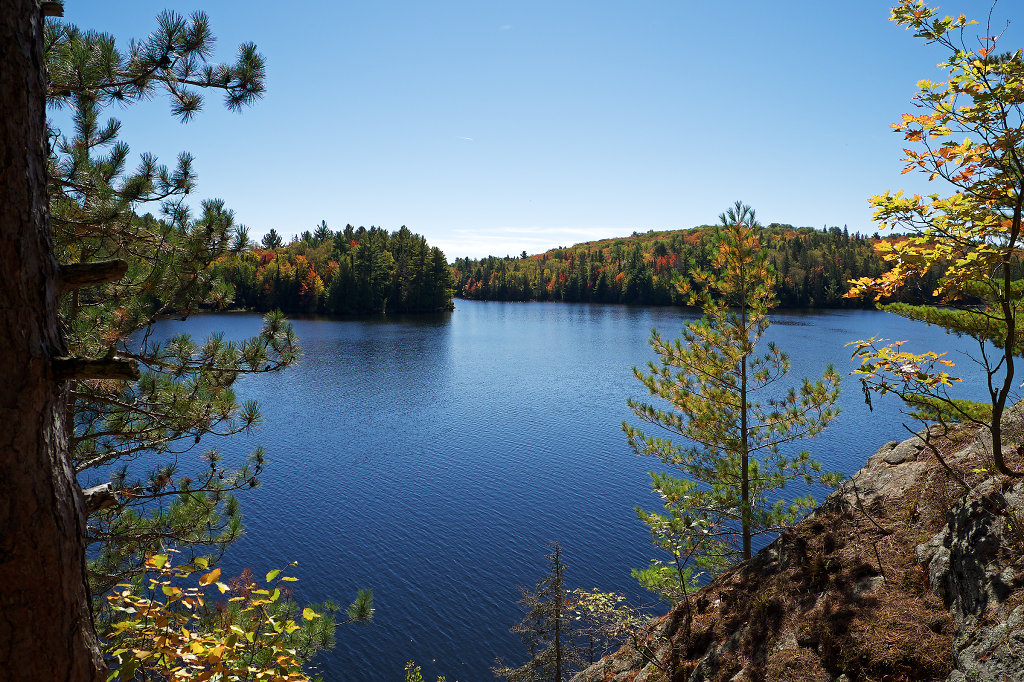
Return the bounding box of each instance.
[59,259,128,292]
[53,355,139,381]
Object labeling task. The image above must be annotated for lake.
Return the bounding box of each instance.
[136,301,992,681]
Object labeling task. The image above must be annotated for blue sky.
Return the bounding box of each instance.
[57,1,1017,259]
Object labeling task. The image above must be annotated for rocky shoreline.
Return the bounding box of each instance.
[573,408,1024,682]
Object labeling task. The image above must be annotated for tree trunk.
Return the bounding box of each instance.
[991,186,1022,478]
[0,2,106,678]
[739,269,751,561]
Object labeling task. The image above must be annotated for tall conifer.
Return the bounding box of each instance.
[494,543,579,682]
[624,203,841,599]
[45,10,298,594]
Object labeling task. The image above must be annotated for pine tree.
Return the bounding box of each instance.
[262,228,285,250]
[624,203,841,601]
[231,224,254,254]
[45,9,299,595]
[848,1,1024,478]
[313,220,332,246]
[0,2,105,677]
[494,543,579,682]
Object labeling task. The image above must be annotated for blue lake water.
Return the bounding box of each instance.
[133,301,992,681]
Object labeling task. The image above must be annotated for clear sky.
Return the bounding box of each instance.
[57,1,1018,260]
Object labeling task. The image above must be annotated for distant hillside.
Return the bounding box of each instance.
[452,224,916,308]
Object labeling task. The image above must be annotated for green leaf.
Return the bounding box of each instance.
[265,569,280,582]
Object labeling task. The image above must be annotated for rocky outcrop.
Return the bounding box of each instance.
[917,475,1024,682]
[573,413,1024,682]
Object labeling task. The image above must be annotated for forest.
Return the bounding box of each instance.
[220,221,901,316]
[451,224,914,308]
[215,222,454,315]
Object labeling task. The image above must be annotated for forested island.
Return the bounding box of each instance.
[215,223,455,315]
[451,225,908,308]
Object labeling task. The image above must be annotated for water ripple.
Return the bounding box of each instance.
[143,302,993,681]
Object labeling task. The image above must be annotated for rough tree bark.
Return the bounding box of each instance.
[0,1,106,678]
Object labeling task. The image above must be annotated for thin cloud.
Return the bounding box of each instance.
[498,25,512,31]
[458,226,618,240]
[439,225,624,259]
[458,136,474,142]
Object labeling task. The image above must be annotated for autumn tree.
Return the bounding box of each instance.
[848,0,1024,477]
[624,203,841,601]
[451,226,885,307]
[104,553,373,681]
[568,589,654,669]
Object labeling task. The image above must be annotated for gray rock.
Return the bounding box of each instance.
[916,527,947,566]
[937,478,1024,681]
[927,544,952,603]
[867,440,901,466]
[688,629,744,682]
[833,448,930,509]
[853,574,885,599]
[948,443,983,466]
[917,525,953,602]
[771,629,799,654]
[883,438,923,464]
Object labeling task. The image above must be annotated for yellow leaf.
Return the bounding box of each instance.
[198,568,221,587]
[302,607,319,621]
